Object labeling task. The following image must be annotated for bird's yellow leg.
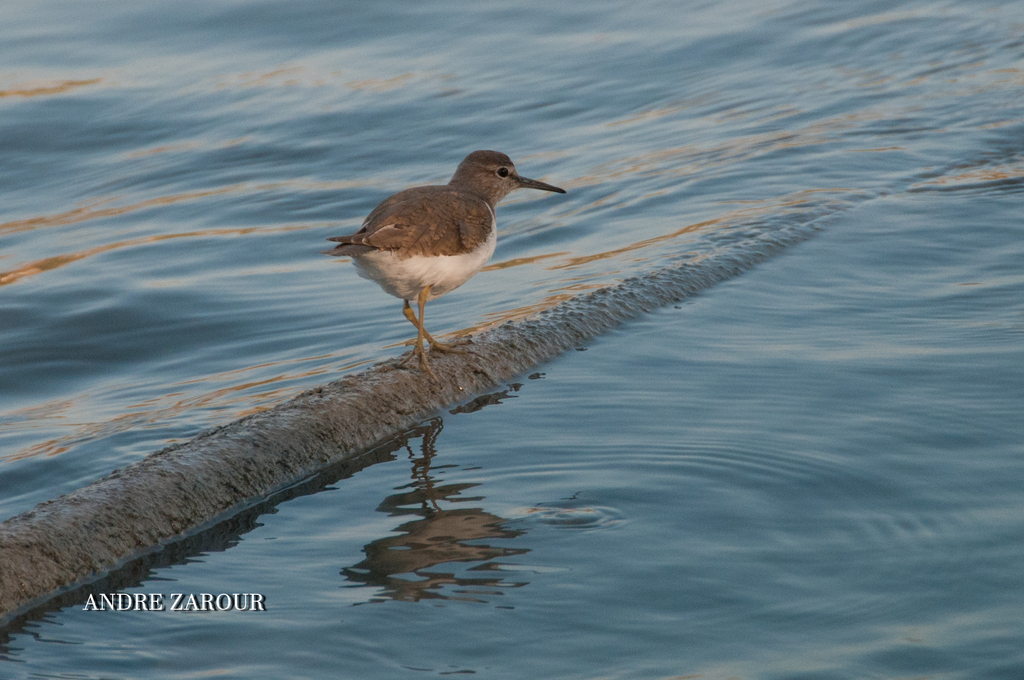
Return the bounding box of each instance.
[402,293,468,355]
[398,297,435,378]
[402,300,420,329]
[419,287,469,354]
[413,286,438,378]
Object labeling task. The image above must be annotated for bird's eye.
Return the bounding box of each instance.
[497,167,509,178]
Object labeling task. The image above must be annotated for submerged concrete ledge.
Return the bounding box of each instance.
[0,228,811,622]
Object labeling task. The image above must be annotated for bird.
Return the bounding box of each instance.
[322,150,566,379]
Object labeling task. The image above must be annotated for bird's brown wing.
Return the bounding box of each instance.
[322,186,494,258]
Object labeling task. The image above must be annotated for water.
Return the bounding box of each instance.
[2,0,1023,677]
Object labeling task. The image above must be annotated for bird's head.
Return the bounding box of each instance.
[448,150,566,206]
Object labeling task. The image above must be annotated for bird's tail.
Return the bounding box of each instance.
[321,236,376,257]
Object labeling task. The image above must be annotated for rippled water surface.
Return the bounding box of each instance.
[2,0,1023,677]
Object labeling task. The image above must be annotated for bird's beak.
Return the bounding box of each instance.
[516,175,567,194]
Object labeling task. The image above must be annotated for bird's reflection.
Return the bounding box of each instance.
[342,417,528,603]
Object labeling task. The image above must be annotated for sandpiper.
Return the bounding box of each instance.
[323,150,566,378]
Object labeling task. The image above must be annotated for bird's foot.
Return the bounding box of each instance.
[418,352,439,380]
[399,344,438,380]
[429,337,471,355]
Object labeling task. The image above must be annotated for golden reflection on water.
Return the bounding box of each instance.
[0,177,379,238]
[0,78,102,99]
[524,187,855,275]
[555,108,880,196]
[125,137,260,159]
[482,251,570,272]
[449,294,578,339]
[0,172,388,288]
[0,187,244,238]
[345,73,416,92]
[213,64,350,90]
[0,352,374,463]
[911,160,1024,190]
[0,224,314,288]
[547,220,712,271]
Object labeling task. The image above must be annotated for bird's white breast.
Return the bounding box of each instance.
[351,227,497,301]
